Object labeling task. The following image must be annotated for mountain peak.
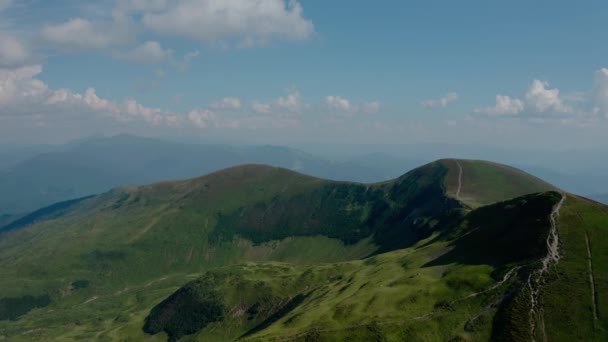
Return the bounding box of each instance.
[437,158,556,208]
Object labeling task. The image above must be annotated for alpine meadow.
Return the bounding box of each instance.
[1,1,607,341]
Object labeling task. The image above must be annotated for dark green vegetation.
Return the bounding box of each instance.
[0,195,94,234]
[0,159,605,341]
[0,295,50,321]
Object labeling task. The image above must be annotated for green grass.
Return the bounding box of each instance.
[142,193,562,341]
[0,160,604,341]
[441,159,555,208]
[540,195,608,341]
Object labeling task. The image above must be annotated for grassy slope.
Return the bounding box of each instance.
[0,162,456,340]
[145,193,561,341]
[441,159,555,208]
[0,159,601,341]
[541,195,608,341]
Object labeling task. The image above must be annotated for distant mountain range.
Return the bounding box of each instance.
[1,135,606,215]
[0,135,423,215]
[0,160,604,341]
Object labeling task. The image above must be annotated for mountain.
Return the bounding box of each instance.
[0,144,61,170]
[0,135,422,215]
[0,159,606,341]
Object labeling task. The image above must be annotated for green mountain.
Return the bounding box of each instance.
[0,135,422,215]
[0,159,606,341]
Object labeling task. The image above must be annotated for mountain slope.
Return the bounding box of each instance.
[441,159,556,208]
[0,159,604,341]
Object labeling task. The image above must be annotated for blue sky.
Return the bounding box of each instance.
[1,0,607,148]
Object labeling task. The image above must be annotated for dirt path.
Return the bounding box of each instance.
[585,231,599,323]
[82,296,98,305]
[528,194,565,342]
[145,276,168,287]
[453,266,520,304]
[455,160,463,199]
[127,216,161,243]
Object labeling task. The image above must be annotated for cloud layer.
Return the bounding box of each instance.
[473,74,608,126]
[420,92,459,108]
[0,32,31,66]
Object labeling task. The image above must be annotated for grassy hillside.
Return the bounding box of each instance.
[540,195,608,341]
[144,193,561,341]
[440,159,555,208]
[0,159,604,341]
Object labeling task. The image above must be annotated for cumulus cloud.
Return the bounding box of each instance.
[475,95,524,116]
[120,0,314,46]
[363,101,381,114]
[0,64,179,126]
[169,50,200,71]
[420,92,459,108]
[593,68,608,117]
[253,90,303,114]
[325,95,351,111]
[324,96,380,115]
[252,101,271,114]
[0,32,31,66]
[211,97,242,110]
[113,41,169,64]
[474,70,608,127]
[41,18,134,50]
[275,90,302,112]
[188,109,219,128]
[0,64,311,132]
[525,80,571,113]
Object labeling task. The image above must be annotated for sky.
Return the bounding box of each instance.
[1,0,608,149]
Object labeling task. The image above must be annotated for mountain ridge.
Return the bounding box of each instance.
[0,159,605,341]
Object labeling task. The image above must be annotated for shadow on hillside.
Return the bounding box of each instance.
[423,192,561,268]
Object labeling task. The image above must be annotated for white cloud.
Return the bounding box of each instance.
[325,96,381,115]
[128,0,314,46]
[188,109,219,128]
[252,101,271,114]
[475,95,524,116]
[211,97,242,110]
[0,64,179,126]
[325,95,351,111]
[363,101,381,114]
[254,90,302,113]
[169,50,200,71]
[251,91,301,114]
[275,90,302,112]
[113,41,169,64]
[0,65,48,107]
[420,92,459,108]
[593,68,608,117]
[41,18,134,50]
[525,80,571,113]
[0,32,31,66]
